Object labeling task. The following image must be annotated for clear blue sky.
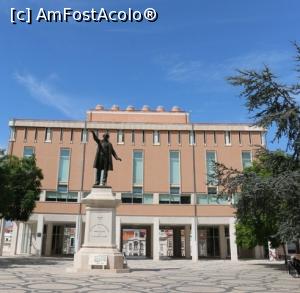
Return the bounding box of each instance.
[0,0,299,150]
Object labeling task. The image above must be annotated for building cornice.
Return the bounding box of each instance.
[9,119,265,131]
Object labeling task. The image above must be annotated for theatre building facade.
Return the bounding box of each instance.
[7,105,266,260]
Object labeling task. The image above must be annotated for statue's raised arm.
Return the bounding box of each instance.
[91,130,100,144]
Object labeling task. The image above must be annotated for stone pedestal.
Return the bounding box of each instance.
[73,187,129,273]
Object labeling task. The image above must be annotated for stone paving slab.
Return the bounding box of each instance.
[0,257,299,293]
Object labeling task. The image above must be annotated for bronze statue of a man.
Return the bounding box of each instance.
[91,130,122,186]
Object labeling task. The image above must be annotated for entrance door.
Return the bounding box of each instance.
[51,224,75,256]
[198,226,220,258]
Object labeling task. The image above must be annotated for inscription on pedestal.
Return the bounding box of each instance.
[88,211,112,245]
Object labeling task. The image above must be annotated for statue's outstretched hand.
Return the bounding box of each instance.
[118,157,122,161]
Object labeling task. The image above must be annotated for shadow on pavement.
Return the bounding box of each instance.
[0,257,72,269]
[130,267,180,272]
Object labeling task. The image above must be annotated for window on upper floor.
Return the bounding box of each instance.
[249,132,252,145]
[117,130,124,144]
[70,129,74,143]
[238,131,242,145]
[34,128,38,142]
[131,130,135,144]
[45,128,52,142]
[167,131,171,145]
[203,131,207,145]
[213,131,217,144]
[133,151,143,187]
[142,130,145,144]
[178,131,181,144]
[153,130,160,145]
[81,129,88,143]
[23,146,34,158]
[58,148,71,184]
[224,131,231,146]
[170,151,180,189]
[24,128,28,142]
[242,151,252,169]
[60,128,64,142]
[121,192,153,204]
[206,151,217,185]
[189,130,196,145]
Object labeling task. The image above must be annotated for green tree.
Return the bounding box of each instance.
[215,43,300,258]
[0,155,43,221]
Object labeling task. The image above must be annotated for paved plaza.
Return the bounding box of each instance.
[0,257,299,293]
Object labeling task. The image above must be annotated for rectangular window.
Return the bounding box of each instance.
[24,128,28,142]
[213,131,217,144]
[34,128,38,142]
[142,130,145,144]
[60,128,63,142]
[208,186,217,194]
[170,151,180,186]
[132,187,143,204]
[249,132,252,145]
[131,130,135,144]
[170,186,180,195]
[117,130,124,144]
[153,130,160,144]
[181,195,191,204]
[81,129,88,143]
[242,151,252,169]
[58,148,71,184]
[203,131,207,145]
[143,194,153,204]
[133,151,143,186]
[239,131,242,145]
[45,128,52,142]
[23,146,34,158]
[189,131,196,145]
[206,151,217,185]
[70,129,73,143]
[159,194,170,204]
[178,131,181,144]
[225,131,231,145]
[168,131,171,145]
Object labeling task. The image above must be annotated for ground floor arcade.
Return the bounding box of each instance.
[7,214,255,261]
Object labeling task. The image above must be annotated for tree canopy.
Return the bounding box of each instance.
[215,44,300,253]
[0,155,43,222]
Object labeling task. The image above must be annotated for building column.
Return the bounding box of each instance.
[0,219,5,256]
[184,225,191,258]
[74,215,82,253]
[229,218,238,261]
[16,222,25,254]
[36,214,44,256]
[45,223,53,256]
[191,217,198,262]
[10,221,20,255]
[219,225,227,259]
[116,216,121,251]
[153,217,160,261]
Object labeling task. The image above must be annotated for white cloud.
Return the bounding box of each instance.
[14,72,83,118]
